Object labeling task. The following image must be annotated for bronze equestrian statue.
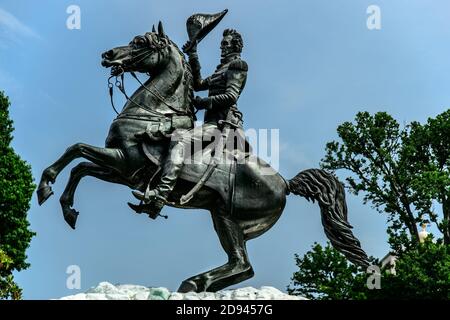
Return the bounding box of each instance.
[37,11,369,293]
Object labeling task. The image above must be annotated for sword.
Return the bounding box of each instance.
[180,120,237,205]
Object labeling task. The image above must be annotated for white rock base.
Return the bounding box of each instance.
[59,282,307,300]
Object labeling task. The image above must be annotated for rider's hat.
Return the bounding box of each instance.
[186,9,228,45]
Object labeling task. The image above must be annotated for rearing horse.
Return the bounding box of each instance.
[37,22,369,293]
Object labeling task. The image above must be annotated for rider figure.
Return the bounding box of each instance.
[132,28,248,216]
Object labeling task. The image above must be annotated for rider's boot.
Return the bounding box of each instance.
[131,142,184,219]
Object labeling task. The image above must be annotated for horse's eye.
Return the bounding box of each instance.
[132,37,146,48]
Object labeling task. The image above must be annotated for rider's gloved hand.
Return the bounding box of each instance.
[182,40,198,54]
[193,96,211,110]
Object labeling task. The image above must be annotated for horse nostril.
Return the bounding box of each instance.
[103,50,114,59]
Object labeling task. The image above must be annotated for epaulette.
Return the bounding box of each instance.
[229,59,248,72]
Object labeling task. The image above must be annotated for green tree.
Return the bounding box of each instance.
[403,111,450,244]
[0,249,22,299]
[369,239,450,300]
[288,241,450,300]
[321,111,450,248]
[287,242,369,300]
[0,91,35,299]
[289,111,450,300]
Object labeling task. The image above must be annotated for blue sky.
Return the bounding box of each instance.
[1,0,450,299]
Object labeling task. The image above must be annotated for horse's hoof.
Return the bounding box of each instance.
[37,185,54,205]
[177,280,198,293]
[63,208,79,230]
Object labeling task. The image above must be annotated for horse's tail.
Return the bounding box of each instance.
[287,168,369,267]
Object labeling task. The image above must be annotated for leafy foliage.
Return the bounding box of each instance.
[0,249,22,299]
[287,243,369,300]
[289,110,450,300]
[404,111,450,244]
[321,111,450,248]
[289,241,450,300]
[369,239,450,299]
[0,91,35,299]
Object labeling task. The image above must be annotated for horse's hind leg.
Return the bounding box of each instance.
[178,206,254,293]
[59,161,129,229]
[37,143,128,205]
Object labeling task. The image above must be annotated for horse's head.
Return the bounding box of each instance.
[101,22,172,76]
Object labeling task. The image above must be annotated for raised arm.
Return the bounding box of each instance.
[183,41,209,91]
[188,52,210,91]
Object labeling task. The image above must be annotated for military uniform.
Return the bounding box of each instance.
[189,52,248,127]
[131,49,248,214]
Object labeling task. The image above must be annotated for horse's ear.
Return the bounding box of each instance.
[152,24,156,33]
[158,21,165,38]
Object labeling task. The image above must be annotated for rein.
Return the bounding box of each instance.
[106,53,190,117]
[108,71,162,117]
[129,71,187,115]
[107,73,123,115]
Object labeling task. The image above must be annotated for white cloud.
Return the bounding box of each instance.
[0,7,41,42]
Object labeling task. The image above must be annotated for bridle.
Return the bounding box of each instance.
[106,36,191,117]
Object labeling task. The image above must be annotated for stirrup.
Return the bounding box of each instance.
[127,201,168,220]
[132,189,158,203]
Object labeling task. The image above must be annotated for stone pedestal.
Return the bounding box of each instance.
[59,282,307,300]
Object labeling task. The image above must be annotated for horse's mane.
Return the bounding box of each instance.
[167,39,195,117]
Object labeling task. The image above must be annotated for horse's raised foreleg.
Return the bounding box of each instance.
[37,143,128,205]
[59,161,130,229]
[178,206,254,293]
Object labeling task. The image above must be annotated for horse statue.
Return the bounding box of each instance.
[37,21,369,293]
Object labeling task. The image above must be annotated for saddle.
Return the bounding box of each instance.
[140,130,252,205]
